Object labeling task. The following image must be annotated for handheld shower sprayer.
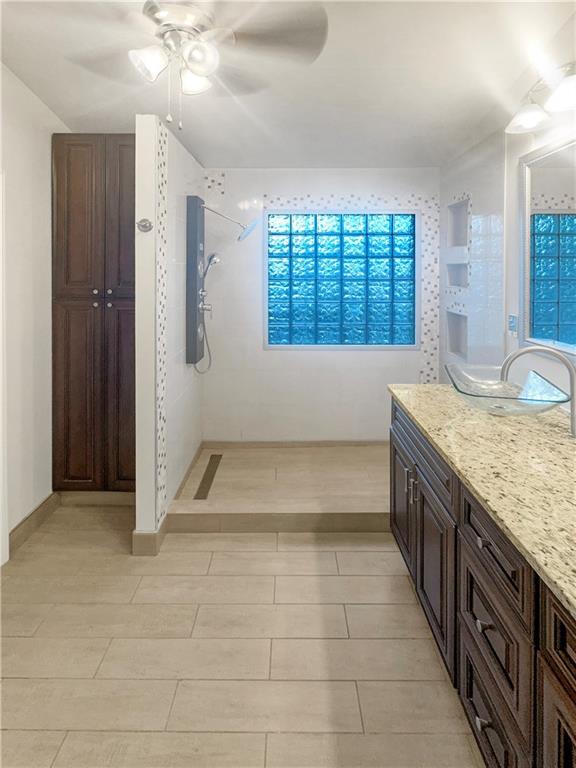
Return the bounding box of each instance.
[203,253,220,278]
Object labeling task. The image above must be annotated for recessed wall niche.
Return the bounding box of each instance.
[446,311,468,359]
[447,199,469,247]
[447,263,469,288]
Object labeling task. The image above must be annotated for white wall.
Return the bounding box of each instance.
[439,131,506,377]
[202,168,439,441]
[1,65,69,538]
[165,129,204,502]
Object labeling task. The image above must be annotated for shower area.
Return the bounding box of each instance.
[133,114,397,552]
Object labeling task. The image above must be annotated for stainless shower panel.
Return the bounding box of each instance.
[186,195,205,364]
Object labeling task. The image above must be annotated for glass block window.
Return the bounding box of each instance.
[267,213,417,345]
[530,213,576,346]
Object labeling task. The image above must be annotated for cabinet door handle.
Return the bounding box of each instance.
[408,478,414,504]
[107,302,113,308]
[475,618,494,635]
[474,715,491,733]
[403,467,410,494]
[412,479,420,503]
[92,302,99,308]
[476,536,491,550]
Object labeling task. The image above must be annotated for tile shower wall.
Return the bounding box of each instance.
[135,116,204,532]
[439,131,506,376]
[202,168,439,441]
[164,128,204,505]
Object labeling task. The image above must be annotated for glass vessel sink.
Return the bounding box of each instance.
[445,364,570,416]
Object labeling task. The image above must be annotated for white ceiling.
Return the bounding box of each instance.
[2,1,575,167]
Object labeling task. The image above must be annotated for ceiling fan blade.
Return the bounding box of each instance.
[211,64,270,96]
[66,48,146,84]
[212,2,328,65]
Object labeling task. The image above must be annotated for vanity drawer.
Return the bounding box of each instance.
[459,535,534,746]
[460,487,535,632]
[391,401,455,516]
[541,585,576,695]
[459,622,531,768]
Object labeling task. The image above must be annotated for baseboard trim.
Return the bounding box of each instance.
[174,443,204,500]
[59,491,135,507]
[132,514,168,556]
[9,492,61,554]
[201,440,390,449]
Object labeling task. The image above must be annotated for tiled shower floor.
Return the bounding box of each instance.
[1,448,483,767]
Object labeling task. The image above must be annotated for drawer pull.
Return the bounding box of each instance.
[476,536,491,550]
[474,715,491,733]
[475,618,494,635]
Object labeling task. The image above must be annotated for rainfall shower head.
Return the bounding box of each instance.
[203,204,258,242]
[237,219,258,242]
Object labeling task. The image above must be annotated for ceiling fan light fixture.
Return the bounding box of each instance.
[129,44,169,82]
[545,73,576,113]
[505,102,550,134]
[180,68,212,95]
[181,40,220,77]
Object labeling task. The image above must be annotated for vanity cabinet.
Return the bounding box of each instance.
[390,401,457,680]
[389,398,576,768]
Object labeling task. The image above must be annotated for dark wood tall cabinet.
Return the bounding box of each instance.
[52,134,135,492]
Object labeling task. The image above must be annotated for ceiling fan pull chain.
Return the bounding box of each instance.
[178,81,183,131]
[166,57,174,123]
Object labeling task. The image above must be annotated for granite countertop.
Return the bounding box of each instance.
[389,383,576,620]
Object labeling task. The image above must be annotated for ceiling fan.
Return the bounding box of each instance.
[127,1,328,97]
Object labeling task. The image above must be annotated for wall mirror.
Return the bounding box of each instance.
[520,138,576,355]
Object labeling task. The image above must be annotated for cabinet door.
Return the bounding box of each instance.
[105,300,135,491]
[415,470,456,679]
[390,432,415,576]
[105,136,135,299]
[539,657,576,768]
[52,135,105,298]
[53,300,104,490]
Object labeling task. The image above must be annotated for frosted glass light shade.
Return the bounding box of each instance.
[128,45,169,82]
[180,68,212,95]
[181,40,220,77]
[545,74,576,112]
[505,102,550,134]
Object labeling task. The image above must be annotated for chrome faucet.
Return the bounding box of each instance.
[500,345,576,437]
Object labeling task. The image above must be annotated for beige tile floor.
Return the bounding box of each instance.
[1,449,484,768]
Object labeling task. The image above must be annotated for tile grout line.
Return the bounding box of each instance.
[189,604,201,638]
[354,679,367,735]
[343,604,351,639]
[264,731,269,768]
[163,680,181,732]
[268,638,273,680]
[129,575,144,604]
[48,730,69,768]
[91,637,113,679]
